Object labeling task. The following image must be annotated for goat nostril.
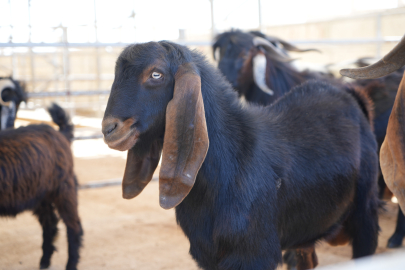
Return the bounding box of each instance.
[103,122,118,137]
[107,124,117,135]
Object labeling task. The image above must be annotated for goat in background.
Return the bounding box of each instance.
[0,103,82,270]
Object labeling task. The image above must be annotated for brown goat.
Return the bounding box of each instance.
[380,75,405,212]
[0,103,82,270]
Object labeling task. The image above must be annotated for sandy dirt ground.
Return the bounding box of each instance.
[1,138,405,270]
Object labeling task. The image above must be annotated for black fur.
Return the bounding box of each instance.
[104,41,380,270]
[214,30,404,250]
[48,103,74,142]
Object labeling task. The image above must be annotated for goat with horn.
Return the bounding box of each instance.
[212,30,326,106]
[215,30,405,250]
[102,41,379,270]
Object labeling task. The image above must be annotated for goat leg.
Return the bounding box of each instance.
[295,246,318,270]
[34,201,59,269]
[387,206,405,248]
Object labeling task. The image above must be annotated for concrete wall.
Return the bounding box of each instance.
[263,7,405,66]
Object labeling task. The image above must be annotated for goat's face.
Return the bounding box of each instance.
[0,78,25,130]
[102,45,173,152]
[102,42,209,209]
[214,31,293,97]
[213,31,255,95]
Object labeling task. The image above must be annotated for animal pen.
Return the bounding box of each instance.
[1,1,405,269]
[0,2,403,119]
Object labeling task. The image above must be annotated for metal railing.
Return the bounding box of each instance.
[0,36,401,49]
[2,36,401,100]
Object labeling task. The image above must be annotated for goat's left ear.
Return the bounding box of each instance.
[159,63,209,209]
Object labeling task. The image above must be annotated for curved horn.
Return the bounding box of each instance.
[265,35,321,53]
[253,37,292,63]
[0,79,15,107]
[253,52,274,96]
[340,35,405,79]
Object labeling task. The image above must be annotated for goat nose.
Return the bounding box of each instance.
[102,118,120,137]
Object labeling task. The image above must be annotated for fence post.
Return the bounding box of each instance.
[376,13,383,58]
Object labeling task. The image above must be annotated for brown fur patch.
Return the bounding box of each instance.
[295,246,318,270]
[380,73,405,212]
[0,124,81,232]
[348,84,376,132]
[237,49,255,94]
[139,59,167,84]
[103,117,139,151]
[325,228,351,246]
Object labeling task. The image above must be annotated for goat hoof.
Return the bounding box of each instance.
[39,257,51,269]
[39,262,50,269]
[387,233,404,248]
[283,250,297,270]
[66,262,78,270]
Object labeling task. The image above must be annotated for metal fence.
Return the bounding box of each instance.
[2,36,401,100]
[0,2,404,118]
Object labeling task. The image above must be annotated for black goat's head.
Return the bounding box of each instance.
[213,30,254,94]
[213,30,318,99]
[102,41,209,209]
[0,77,26,130]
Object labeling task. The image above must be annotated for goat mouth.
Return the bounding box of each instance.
[104,128,139,151]
[102,117,140,151]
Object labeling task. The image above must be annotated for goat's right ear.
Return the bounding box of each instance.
[122,140,162,199]
[159,63,209,209]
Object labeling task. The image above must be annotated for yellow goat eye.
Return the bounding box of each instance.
[151,72,162,79]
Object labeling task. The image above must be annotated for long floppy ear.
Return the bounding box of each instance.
[159,62,209,209]
[122,140,162,199]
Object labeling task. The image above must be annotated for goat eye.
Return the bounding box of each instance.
[151,72,162,79]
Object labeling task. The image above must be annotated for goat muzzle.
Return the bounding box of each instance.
[102,117,139,151]
[0,79,15,107]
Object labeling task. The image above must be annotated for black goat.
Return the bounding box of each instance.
[0,77,26,130]
[214,30,405,250]
[213,30,374,267]
[102,41,379,270]
[0,103,82,270]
